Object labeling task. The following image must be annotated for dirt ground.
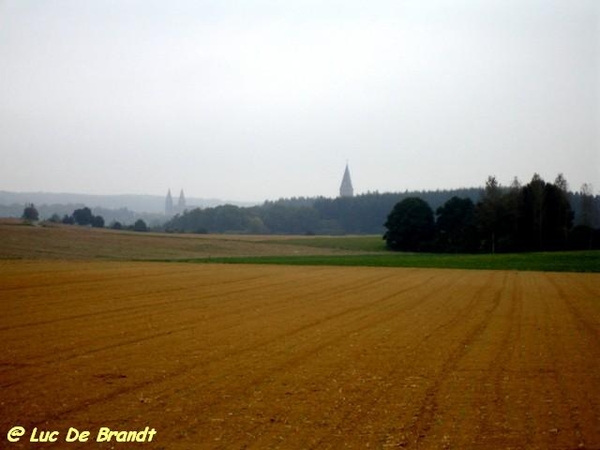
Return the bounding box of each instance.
[1,260,599,449]
[0,221,360,260]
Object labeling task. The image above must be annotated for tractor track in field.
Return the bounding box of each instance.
[2,261,600,449]
[2,269,442,427]
[409,276,504,447]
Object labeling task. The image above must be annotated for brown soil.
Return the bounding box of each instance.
[0,221,357,260]
[1,260,599,449]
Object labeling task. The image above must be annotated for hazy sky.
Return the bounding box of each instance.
[1,0,598,202]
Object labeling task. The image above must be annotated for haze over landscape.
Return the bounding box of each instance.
[2,4,600,449]
[1,0,598,202]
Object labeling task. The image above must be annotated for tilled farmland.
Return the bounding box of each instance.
[1,260,599,449]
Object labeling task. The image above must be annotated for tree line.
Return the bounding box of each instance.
[21,205,149,232]
[164,174,599,252]
[384,174,599,253]
[18,174,600,252]
[163,188,483,235]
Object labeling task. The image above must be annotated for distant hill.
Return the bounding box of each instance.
[0,191,255,213]
[0,191,257,226]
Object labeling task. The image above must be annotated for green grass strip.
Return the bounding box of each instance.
[265,235,387,252]
[183,251,600,273]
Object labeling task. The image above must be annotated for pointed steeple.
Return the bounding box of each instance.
[339,164,354,197]
[178,189,186,211]
[165,189,174,216]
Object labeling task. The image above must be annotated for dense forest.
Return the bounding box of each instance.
[164,174,600,252]
[164,188,483,235]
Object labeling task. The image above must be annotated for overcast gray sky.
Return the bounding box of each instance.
[1,0,598,202]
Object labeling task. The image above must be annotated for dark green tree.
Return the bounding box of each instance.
[435,197,478,252]
[262,203,319,234]
[213,205,248,232]
[132,219,148,232]
[22,203,39,222]
[475,176,504,253]
[515,174,573,251]
[499,177,523,252]
[383,197,435,251]
[91,215,105,228]
[580,183,594,228]
[520,174,546,250]
[540,182,573,250]
[72,207,94,226]
[572,183,597,250]
[569,225,598,250]
[48,213,61,223]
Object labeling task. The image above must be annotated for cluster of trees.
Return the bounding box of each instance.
[95,218,148,232]
[165,180,599,249]
[60,207,105,228]
[384,174,599,253]
[3,201,162,227]
[23,205,149,232]
[18,174,600,253]
[164,189,483,235]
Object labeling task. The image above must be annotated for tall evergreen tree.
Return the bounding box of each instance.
[540,180,573,250]
[518,174,546,251]
[476,176,503,253]
[580,183,595,227]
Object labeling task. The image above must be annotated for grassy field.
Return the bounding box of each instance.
[263,235,387,252]
[0,220,360,260]
[192,251,600,272]
[1,220,598,272]
[245,235,600,272]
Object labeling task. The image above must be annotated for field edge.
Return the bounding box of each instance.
[158,250,600,273]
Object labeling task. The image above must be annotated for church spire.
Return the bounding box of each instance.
[339,163,354,197]
[178,189,186,211]
[165,189,173,216]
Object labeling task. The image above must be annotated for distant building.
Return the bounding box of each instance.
[339,164,354,197]
[165,189,174,216]
[178,189,186,212]
[165,189,187,216]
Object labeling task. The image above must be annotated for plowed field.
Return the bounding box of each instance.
[1,260,600,449]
